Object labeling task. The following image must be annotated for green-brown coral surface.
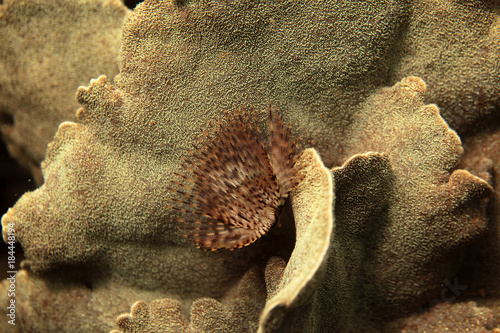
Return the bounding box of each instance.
[0,0,128,184]
[0,0,498,332]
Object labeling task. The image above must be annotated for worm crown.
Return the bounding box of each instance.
[167,106,303,251]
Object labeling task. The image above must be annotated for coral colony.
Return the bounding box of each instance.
[167,108,303,250]
[0,0,498,332]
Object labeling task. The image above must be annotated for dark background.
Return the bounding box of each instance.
[0,139,36,280]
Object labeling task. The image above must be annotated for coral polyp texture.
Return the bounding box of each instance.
[0,0,499,332]
[168,108,303,250]
[0,0,129,184]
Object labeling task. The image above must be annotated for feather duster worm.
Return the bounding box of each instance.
[168,107,303,250]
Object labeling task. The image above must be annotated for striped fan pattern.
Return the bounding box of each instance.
[167,107,303,250]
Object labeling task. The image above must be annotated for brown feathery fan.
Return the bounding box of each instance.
[167,106,303,251]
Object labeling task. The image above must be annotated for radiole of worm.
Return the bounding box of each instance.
[167,106,303,251]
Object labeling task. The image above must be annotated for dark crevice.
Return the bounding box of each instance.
[0,111,14,126]
[123,0,144,10]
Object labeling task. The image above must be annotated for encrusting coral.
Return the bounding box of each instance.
[111,266,268,333]
[0,0,129,184]
[111,148,333,333]
[0,0,499,332]
[384,301,499,333]
[322,77,494,332]
[392,0,500,135]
